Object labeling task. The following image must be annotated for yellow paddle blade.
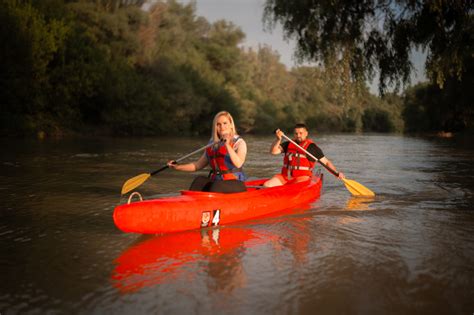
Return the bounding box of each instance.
[121,173,151,195]
[342,178,375,197]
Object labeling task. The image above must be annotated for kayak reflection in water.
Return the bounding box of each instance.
[111,227,274,293]
[167,111,247,193]
[264,123,345,187]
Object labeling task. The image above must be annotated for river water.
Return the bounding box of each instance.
[0,134,473,314]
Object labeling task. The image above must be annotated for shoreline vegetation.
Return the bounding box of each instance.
[1,0,472,138]
[23,129,474,142]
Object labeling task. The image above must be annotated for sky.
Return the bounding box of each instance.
[173,0,427,94]
[179,0,298,66]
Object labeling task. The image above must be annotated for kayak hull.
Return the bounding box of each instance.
[113,174,323,234]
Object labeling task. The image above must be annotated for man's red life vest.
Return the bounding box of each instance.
[205,137,244,181]
[281,139,316,179]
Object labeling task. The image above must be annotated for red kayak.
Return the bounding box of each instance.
[113,174,323,234]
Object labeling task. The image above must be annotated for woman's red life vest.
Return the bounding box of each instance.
[281,139,316,179]
[205,137,244,181]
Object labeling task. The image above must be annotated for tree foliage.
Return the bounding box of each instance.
[263,0,473,93]
[0,0,68,134]
[0,0,418,137]
[403,58,474,133]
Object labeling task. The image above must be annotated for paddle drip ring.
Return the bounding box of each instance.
[127,191,143,204]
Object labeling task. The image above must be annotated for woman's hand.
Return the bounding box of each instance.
[167,160,178,170]
[168,154,208,172]
[220,135,246,168]
[220,133,234,146]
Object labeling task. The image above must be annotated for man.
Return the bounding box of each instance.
[263,123,345,187]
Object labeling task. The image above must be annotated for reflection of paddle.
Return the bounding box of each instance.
[121,142,215,195]
[346,197,374,210]
[281,133,375,197]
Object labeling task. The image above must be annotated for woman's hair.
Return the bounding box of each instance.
[211,111,238,142]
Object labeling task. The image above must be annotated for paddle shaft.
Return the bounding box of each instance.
[281,134,340,178]
[150,142,216,176]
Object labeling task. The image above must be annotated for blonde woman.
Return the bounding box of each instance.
[167,111,247,193]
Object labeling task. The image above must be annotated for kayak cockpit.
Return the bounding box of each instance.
[180,178,268,196]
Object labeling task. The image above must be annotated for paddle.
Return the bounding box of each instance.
[121,142,216,195]
[281,133,375,197]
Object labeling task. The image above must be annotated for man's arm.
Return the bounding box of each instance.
[318,156,345,179]
[270,129,286,155]
[307,143,345,179]
[306,143,324,162]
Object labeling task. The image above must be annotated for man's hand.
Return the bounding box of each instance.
[274,128,283,141]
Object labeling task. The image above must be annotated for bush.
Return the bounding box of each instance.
[362,108,395,132]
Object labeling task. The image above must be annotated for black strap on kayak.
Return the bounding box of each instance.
[208,167,243,177]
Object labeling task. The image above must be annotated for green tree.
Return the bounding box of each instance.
[264,0,473,93]
[0,0,409,136]
[0,0,68,135]
[362,108,395,132]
